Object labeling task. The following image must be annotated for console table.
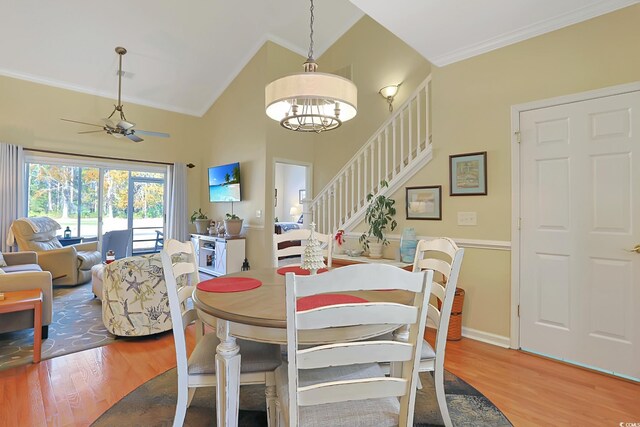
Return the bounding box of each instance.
[190,234,246,277]
[331,253,413,271]
[0,289,43,363]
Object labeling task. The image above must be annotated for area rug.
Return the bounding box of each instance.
[0,282,116,371]
[92,368,512,426]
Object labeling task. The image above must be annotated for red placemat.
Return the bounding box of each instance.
[277,266,328,276]
[197,277,262,293]
[297,294,368,311]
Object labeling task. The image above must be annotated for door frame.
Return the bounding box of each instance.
[509,81,640,349]
[272,158,313,221]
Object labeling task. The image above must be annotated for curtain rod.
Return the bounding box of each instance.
[24,148,195,168]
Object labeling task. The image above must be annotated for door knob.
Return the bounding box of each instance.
[627,244,640,253]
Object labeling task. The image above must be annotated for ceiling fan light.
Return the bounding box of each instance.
[118,120,135,130]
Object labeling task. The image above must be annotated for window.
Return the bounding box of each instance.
[26,158,166,254]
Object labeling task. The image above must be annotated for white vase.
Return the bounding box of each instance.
[194,219,209,234]
[224,219,243,237]
[368,241,383,258]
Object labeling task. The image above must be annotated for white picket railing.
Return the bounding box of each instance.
[305,75,433,236]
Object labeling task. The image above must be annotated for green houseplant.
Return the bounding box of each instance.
[190,209,209,234]
[224,212,243,237]
[359,180,397,258]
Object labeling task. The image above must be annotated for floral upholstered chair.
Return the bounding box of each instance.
[101,253,186,337]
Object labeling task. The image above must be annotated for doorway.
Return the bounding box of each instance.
[512,84,640,381]
[274,161,310,225]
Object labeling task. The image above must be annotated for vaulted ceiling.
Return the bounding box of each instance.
[1,0,635,117]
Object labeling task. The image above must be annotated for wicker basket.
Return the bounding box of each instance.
[447,288,465,341]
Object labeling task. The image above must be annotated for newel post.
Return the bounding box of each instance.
[302,197,311,230]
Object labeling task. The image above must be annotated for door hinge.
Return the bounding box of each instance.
[517,217,522,230]
[515,131,521,143]
[517,304,520,317]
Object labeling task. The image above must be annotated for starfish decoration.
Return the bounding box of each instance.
[124,276,145,295]
[122,299,142,329]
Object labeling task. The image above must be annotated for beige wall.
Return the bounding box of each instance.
[196,45,270,268]
[0,74,202,220]
[382,4,640,337]
[312,16,431,194]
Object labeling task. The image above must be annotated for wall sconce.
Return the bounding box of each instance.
[379,84,401,112]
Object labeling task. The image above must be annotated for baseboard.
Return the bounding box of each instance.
[462,327,510,348]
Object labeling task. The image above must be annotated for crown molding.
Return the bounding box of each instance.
[0,67,202,117]
[431,0,639,66]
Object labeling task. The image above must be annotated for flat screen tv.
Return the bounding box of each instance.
[208,162,241,202]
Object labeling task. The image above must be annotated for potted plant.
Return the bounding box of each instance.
[224,213,243,237]
[190,209,209,234]
[359,180,397,258]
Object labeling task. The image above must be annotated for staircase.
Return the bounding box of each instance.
[307,75,432,235]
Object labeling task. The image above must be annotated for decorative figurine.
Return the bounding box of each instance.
[301,222,326,275]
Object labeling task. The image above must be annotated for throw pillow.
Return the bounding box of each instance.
[0,252,7,267]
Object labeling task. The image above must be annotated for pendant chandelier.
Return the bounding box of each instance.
[265,0,357,133]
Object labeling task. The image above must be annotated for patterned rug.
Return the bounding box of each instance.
[0,282,115,371]
[92,368,512,426]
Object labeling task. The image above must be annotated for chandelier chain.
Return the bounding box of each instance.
[308,0,315,59]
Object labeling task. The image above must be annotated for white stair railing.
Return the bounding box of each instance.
[308,75,433,236]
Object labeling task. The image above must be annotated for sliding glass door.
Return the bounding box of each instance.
[26,159,166,254]
[131,173,164,254]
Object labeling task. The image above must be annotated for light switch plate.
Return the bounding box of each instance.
[256,210,262,218]
[457,211,477,226]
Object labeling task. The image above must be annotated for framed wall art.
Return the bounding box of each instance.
[449,151,487,196]
[406,185,442,220]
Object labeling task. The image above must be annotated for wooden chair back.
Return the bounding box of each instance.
[284,263,433,426]
[160,239,203,376]
[273,229,333,267]
[412,238,464,358]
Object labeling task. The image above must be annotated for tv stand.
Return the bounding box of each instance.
[190,234,246,277]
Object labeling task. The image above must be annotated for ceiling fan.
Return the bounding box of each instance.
[61,46,170,143]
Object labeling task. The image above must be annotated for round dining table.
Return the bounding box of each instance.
[192,266,413,427]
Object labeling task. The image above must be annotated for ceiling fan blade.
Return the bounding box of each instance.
[102,118,116,129]
[126,133,144,143]
[117,120,135,130]
[134,130,170,138]
[78,130,105,134]
[61,118,103,128]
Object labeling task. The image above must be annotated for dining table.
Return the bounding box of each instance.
[192,266,414,427]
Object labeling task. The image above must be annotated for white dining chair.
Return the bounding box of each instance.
[160,239,282,427]
[275,263,433,427]
[412,237,464,427]
[272,229,333,267]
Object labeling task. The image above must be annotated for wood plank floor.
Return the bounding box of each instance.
[0,329,638,427]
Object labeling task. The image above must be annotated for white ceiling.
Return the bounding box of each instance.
[352,0,638,66]
[1,0,636,117]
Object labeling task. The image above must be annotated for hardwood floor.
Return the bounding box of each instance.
[0,329,638,427]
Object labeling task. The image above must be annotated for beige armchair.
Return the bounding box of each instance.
[10,219,101,286]
[0,252,53,338]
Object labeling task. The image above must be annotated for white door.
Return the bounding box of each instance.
[519,90,640,380]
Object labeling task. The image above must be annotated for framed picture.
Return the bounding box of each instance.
[299,189,306,203]
[449,151,487,196]
[406,185,442,220]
